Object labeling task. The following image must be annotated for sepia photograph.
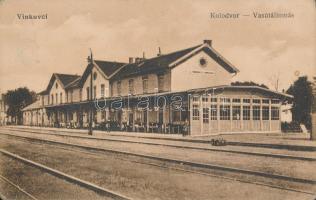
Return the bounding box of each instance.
[0,0,315,199]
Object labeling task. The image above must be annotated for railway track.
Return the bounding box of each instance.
[1,127,314,162]
[0,131,315,196]
[0,148,132,200]
[0,174,38,200]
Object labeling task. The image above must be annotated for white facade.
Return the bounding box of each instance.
[49,79,67,105]
[82,66,110,100]
[171,51,233,91]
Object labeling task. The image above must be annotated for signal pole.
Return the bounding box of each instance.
[88,49,93,135]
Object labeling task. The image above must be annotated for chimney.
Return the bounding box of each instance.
[87,48,93,64]
[203,40,212,46]
[135,57,141,63]
[129,57,134,64]
[157,47,162,56]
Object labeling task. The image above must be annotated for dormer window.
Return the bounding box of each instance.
[56,83,58,89]
[93,72,97,80]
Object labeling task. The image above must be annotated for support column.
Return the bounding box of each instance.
[189,94,192,135]
[132,108,136,132]
[146,109,149,132]
[269,99,272,131]
[230,98,233,132]
[169,103,171,134]
[199,95,203,135]
[208,97,211,134]
[241,98,244,130]
[260,99,263,131]
[187,95,191,136]
[217,98,220,132]
[250,97,253,131]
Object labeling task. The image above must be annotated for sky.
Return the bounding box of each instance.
[0,0,315,93]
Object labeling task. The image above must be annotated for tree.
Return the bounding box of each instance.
[231,81,269,89]
[286,76,313,130]
[4,87,36,124]
[268,71,281,91]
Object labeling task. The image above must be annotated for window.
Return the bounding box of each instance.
[128,79,134,95]
[220,98,230,103]
[93,86,96,99]
[253,99,261,104]
[271,107,279,120]
[193,96,199,102]
[93,72,97,80]
[220,105,230,120]
[110,84,113,97]
[60,93,62,104]
[192,105,199,120]
[79,89,82,101]
[202,96,208,102]
[117,81,121,96]
[203,108,209,123]
[56,83,58,89]
[210,105,217,120]
[48,95,50,105]
[86,87,90,100]
[253,106,260,120]
[232,98,241,103]
[158,74,164,92]
[70,90,73,102]
[101,84,105,97]
[211,98,217,103]
[262,106,269,120]
[272,99,280,104]
[243,106,250,120]
[243,99,250,103]
[142,76,148,94]
[56,93,58,104]
[262,99,269,104]
[232,106,241,120]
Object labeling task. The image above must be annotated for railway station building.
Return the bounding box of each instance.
[22,40,292,136]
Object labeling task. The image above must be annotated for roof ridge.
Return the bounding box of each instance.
[147,44,202,60]
[54,73,80,77]
[94,60,127,64]
[65,76,82,88]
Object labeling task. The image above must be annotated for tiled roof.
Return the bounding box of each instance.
[94,60,126,77]
[111,44,202,80]
[22,100,42,111]
[55,73,81,87]
[45,73,80,92]
[65,77,81,89]
[38,90,48,95]
[111,43,239,80]
[78,61,126,87]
